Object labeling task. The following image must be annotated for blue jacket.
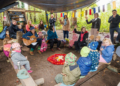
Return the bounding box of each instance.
[47,29,58,40]
[77,56,92,76]
[22,31,40,41]
[101,45,114,63]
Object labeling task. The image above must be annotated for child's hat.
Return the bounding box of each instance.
[11,43,20,49]
[88,41,98,50]
[80,47,90,57]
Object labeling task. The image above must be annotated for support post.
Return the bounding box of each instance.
[45,11,49,31]
[72,10,77,26]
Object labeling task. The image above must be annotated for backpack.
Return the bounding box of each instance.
[0,26,7,39]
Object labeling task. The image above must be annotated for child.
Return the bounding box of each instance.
[88,41,100,72]
[77,47,92,77]
[69,30,78,47]
[96,36,102,51]
[55,52,81,86]
[11,43,32,73]
[40,36,47,52]
[86,35,94,46]
[18,25,24,33]
[99,38,114,63]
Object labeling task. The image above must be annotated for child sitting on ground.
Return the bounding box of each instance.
[55,52,81,86]
[99,38,114,64]
[86,35,94,46]
[88,41,100,72]
[18,25,24,33]
[96,36,102,51]
[69,30,78,47]
[77,47,92,78]
[11,43,32,73]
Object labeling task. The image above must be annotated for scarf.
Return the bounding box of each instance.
[64,19,67,26]
[80,32,85,42]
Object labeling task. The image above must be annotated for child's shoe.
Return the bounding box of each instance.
[30,51,34,55]
[27,70,33,73]
[38,50,41,54]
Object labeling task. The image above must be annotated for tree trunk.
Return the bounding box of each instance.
[45,11,49,31]
[34,8,36,23]
[28,5,32,21]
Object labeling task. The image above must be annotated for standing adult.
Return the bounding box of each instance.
[26,20,33,32]
[85,13,101,38]
[59,15,70,39]
[108,10,120,43]
[49,14,56,31]
[9,20,19,39]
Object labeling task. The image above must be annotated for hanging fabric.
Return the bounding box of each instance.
[75,12,78,17]
[107,3,111,11]
[72,12,74,18]
[89,9,92,15]
[85,10,88,16]
[98,6,100,13]
[93,8,96,14]
[78,11,81,17]
[112,1,116,9]
[60,13,62,17]
[82,11,84,17]
[65,13,67,15]
[103,5,105,12]
[63,13,64,17]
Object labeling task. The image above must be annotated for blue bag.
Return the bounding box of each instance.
[0,26,7,39]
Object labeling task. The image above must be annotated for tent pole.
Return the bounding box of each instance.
[45,10,49,30]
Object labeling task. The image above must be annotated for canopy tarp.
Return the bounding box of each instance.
[0,0,98,12]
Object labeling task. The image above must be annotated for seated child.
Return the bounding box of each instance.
[55,52,81,86]
[99,38,114,63]
[40,36,47,53]
[18,25,24,33]
[11,43,32,73]
[96,36,102,51]
[69,31,78,47]
[86,35,94,46]
[77,47,92,77]
[88,41,100,72]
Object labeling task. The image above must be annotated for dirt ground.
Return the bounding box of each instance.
[0,30,120,86]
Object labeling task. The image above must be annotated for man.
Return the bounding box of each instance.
[9,20,19,39]
[49,14,56,31]
[108,10,120,43]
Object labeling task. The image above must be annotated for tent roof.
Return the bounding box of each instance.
[0,0,98,12]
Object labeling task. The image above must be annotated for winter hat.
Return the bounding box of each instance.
[11,43,20,49]
[30,26,35,31]
[65,52,77,66]
[116,46,120,57]
[17,69,29,79]
[88,41,98,50]
[80,46,90,57]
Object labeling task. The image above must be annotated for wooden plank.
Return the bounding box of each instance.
[9,59,37,86]
[25,10,41,13]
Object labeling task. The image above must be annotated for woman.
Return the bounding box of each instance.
[85,13,101,38]
[74,25,88,52]
[38,20,44,30]
[26,20,33,32]
[47,26,61,51]
[59,15,70,39]
[22,27,42,55]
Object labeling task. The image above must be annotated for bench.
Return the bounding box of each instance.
[9,58,44,86]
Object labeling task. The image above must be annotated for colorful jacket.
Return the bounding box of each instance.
[47,29,58,40]
[62,63,81,85]
[101,45,114,63]
[77,56,92,76]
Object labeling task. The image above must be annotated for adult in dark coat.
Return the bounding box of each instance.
[9,20,19,39]
[108,10,120,43]
[74,25,89,51]
[49,14,56,31]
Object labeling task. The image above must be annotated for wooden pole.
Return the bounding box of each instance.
[34,7,36,23]
[45,11,49,31]
[72,10,77,26]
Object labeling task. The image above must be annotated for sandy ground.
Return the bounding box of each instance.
[0,30,120,86]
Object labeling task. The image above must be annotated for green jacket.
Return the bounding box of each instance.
[62,63,81,85]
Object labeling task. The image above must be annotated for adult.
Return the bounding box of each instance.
[47,26,61,51]
[49,14,56,31]
[22,27,42,55]
[38,20,44,30]
[108,10,120,43]
[26,20,33,32]
[9,20,19,39]
[74,25,88,52]
[59,15,70,39]
[85,13,101,38]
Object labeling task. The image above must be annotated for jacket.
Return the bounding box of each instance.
[60,19,70,31]
[11,52,27,65]
[49,18,56,26]
[77,56,92,76]
[108,14,120,28]
[47,29,58,40]
[9,24,19,39]
[86,18,101,31]
[62,63,81,85]
[74,29,88,42]
[101,45,114,63]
